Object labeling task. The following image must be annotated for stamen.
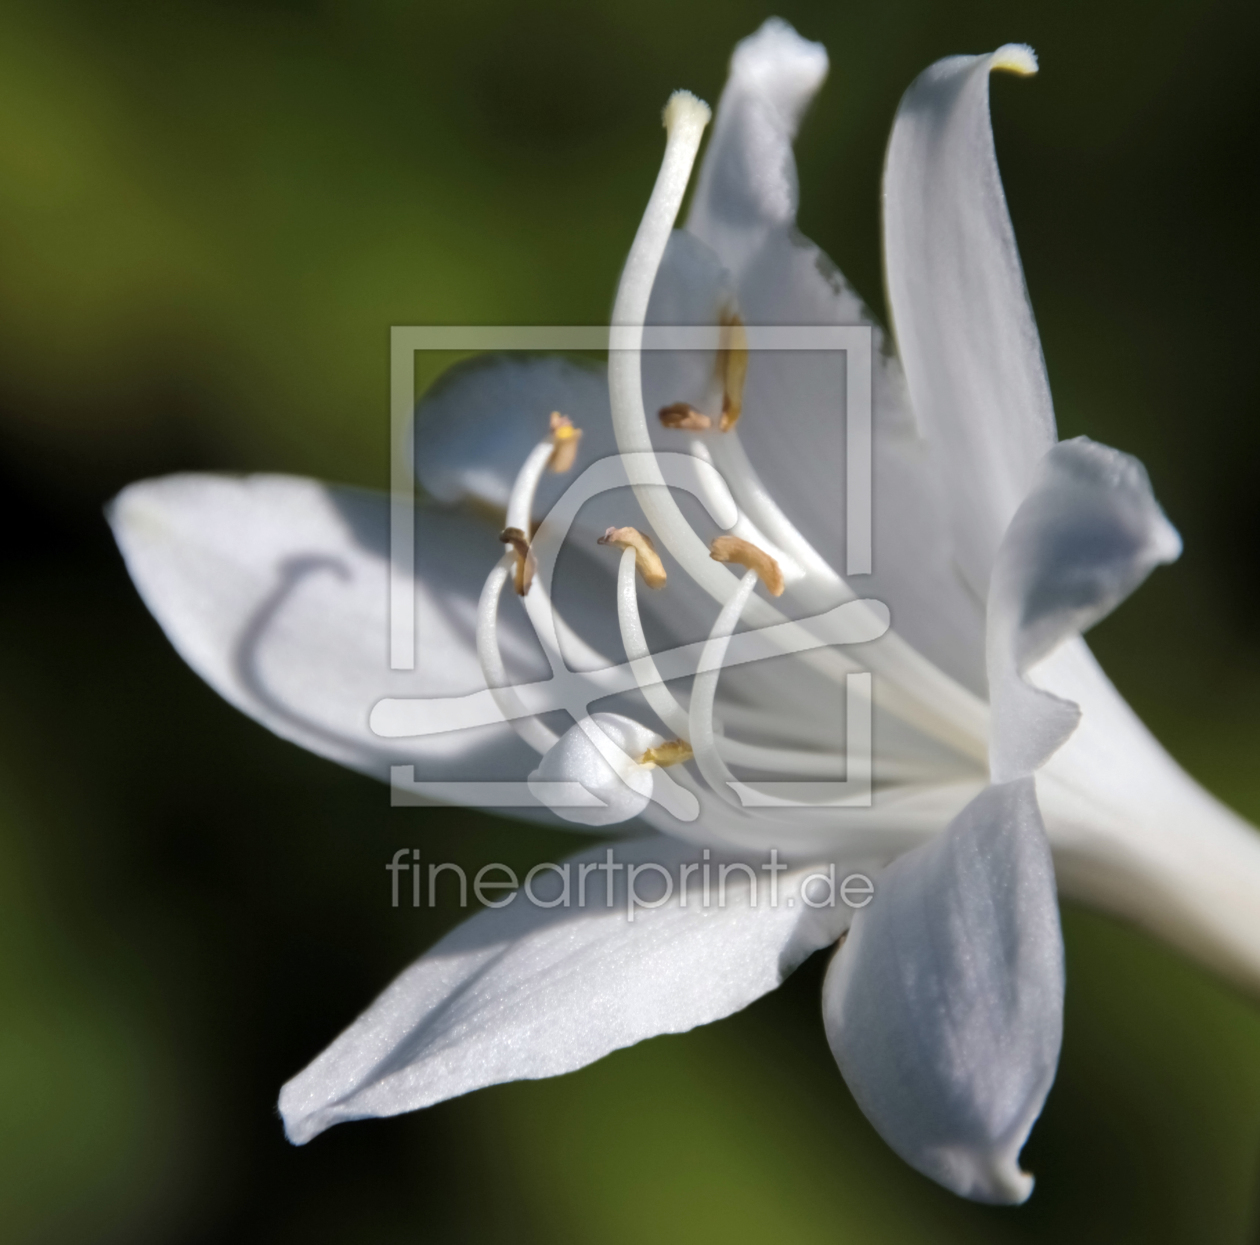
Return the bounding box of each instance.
[639,740,693,767]
[716,309,748,432]
[605,86,991,764]
[547,411,582,473]
[499,527,535,596]
[500,414,577,597]
[605,94,837,618]
[476,554,558,756]
[659,402,712,431]
[598,526,667,588]
[505,432,558,533]
[689,569,759,807]
[710,535,784,596]
[614,546,692,738]
[703,431,849,594]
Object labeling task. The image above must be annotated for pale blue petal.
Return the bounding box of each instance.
[823,778,1064,1204]
[415,353,618,518]
[987,436,1181,783]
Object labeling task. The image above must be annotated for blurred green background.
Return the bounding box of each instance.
[1,0,1258,1241]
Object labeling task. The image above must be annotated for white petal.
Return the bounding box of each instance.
[684,20,988,694]
[642,229,735,418]
[415,354,618,518]
[109,473,550,790]
[280,834,848,1144]
[982,440,1260,992]
[1037,638,1260,992]
[987,437,1181,783]
[823,778,1064,1204]
[686,17,828,279]
[883,45,1055,597]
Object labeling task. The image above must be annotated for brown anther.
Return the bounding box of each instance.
[597,525,667,589]
[709,534,784,596]
[638,739,694,768]
[716,309,748,432]
[547,411,582,473]
[499,526,536,595]
[658,402,713,431]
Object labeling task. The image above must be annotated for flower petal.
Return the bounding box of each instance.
[686,17,828,280]
[414,338,920,770]
[1037,639,1260,992]
[986,436,1181,783]
[683,20,989,694]
[109,473,556,791]
[883,45,1055,597]
[415,353,619,519]
[979,438,1260,992]
[280,834,848,1144]
[823,778,1064,1204]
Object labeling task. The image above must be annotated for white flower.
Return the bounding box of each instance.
[108,19,1260,1205]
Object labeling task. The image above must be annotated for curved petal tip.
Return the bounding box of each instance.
[729,18,829,126]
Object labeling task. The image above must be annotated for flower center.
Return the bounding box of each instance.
[471,88,991,829]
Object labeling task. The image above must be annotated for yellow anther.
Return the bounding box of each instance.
[597,525,667,589]
[638,739,694,768]
[547,411,582,473]
[716,309,748,432]
[991,43,1038,77]
[499,527,535,595]
[709,534,784,596]
[658,402,713,431]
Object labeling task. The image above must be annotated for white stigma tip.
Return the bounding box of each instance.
[663,90,711,135]
[991,44,1038,76]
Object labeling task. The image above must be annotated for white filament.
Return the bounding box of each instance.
[705,431,848,597]
[615,547,693,737]
[601,92,943,727]
[505,439,555,534]
[607,92,746,606]
[475,86,990,816]
[616,548,854,777]
[688,569,759,806]
[476,554,557,755]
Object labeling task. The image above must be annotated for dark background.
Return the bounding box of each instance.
[1,1,1259,1241]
